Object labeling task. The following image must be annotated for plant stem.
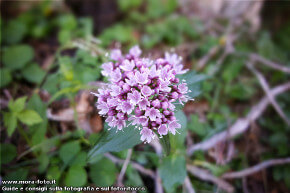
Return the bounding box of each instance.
[159,135,171,156]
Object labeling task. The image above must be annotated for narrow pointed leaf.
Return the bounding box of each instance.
[87,124,141,163]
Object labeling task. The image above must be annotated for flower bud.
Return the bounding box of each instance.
[135,108,143,116]
[161,101,169,109]
[171,92,179,99]
[163,110,170,116]
[152,99,161,108]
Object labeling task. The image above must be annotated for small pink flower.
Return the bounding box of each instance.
[138,116,148,126]
[168,102,175,111]
[141,86,152,97]
[107,98,119,107]
[128,116,139,125]
[161,101,169,109]
[139,98,149,110]
[140,127,155,143]
[165,52,182,66]
[111,68,122,82]
[101,62,113,76]
[168,120,181,135]
[120,59,135,71]
[158,124,168,135]
[174,64,188,74]
[171,92,179,99]
[152,99,160,108]
[135,71,148,84]
[110,85,121,96]
[110,49,122,61]
[121,101,134,114]
[97,102,109,115]
[129,45,142,58]
[178,83,188,94]
[128,90,142,105]
[178,94,189,104]
[149,65,160,78]
[107,116,115,127]
[145,107,161,121]
[125,74,137,86]
[159,79,171,92]
[115,119,126,130]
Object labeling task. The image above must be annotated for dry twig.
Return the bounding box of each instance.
[104,153,155,178]
[246,61,290,126]
[150,138,163,156]
[155,171,164,193]
[187,82,290,155]
[184,176,196,193]
[250,53,290,74]
[187,165,234,193]
[222,157,290,179]
[117,149,133,186]
[150,139,164,193]
[196,46,220,70]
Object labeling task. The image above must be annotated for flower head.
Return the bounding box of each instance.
[94,45,190,143]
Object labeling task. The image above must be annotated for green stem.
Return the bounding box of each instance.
[18,124,32,147]
[159,135,171,156]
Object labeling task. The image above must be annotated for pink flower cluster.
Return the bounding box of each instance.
[94,46,190,143]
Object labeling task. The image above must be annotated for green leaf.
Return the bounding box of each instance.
[58,14,77,30]
[3,112,17,137]
[160,135,171,156]
[74,65,101,84]
[38,153,49,173]
[257,32,286,62]
[8,96,27,113]
[159,155,186,192]
[170,110,187,152]
[222,61,244,83]
[42,73,60,95]
[2,20,27,44]
[147,0,166,19]
[87,124,142,163]
[2,45,34,70]
[118,0,142,12]
[89,158,117,186]
[0,68,12,88]
[65,166,87,187]
[59,141,81,165]
[47,165,61,181]
[31,23,49,38]
[194,160,229,176]
[76,18,93,38]
[3,168,28,193]
[22,63,46,84]
[0,143,17,164]
[188,115,206,137]
[17,109,43,125]
[165,0,177,13]
[125,165,145,187]
[59,56,74,80]
[58,29,72,45]
[175,110,187,129]
[27,94,46,121]
[176,70,207,101]
[27,94,48,145]
[71,151,87,167]
[100,25,135,47]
